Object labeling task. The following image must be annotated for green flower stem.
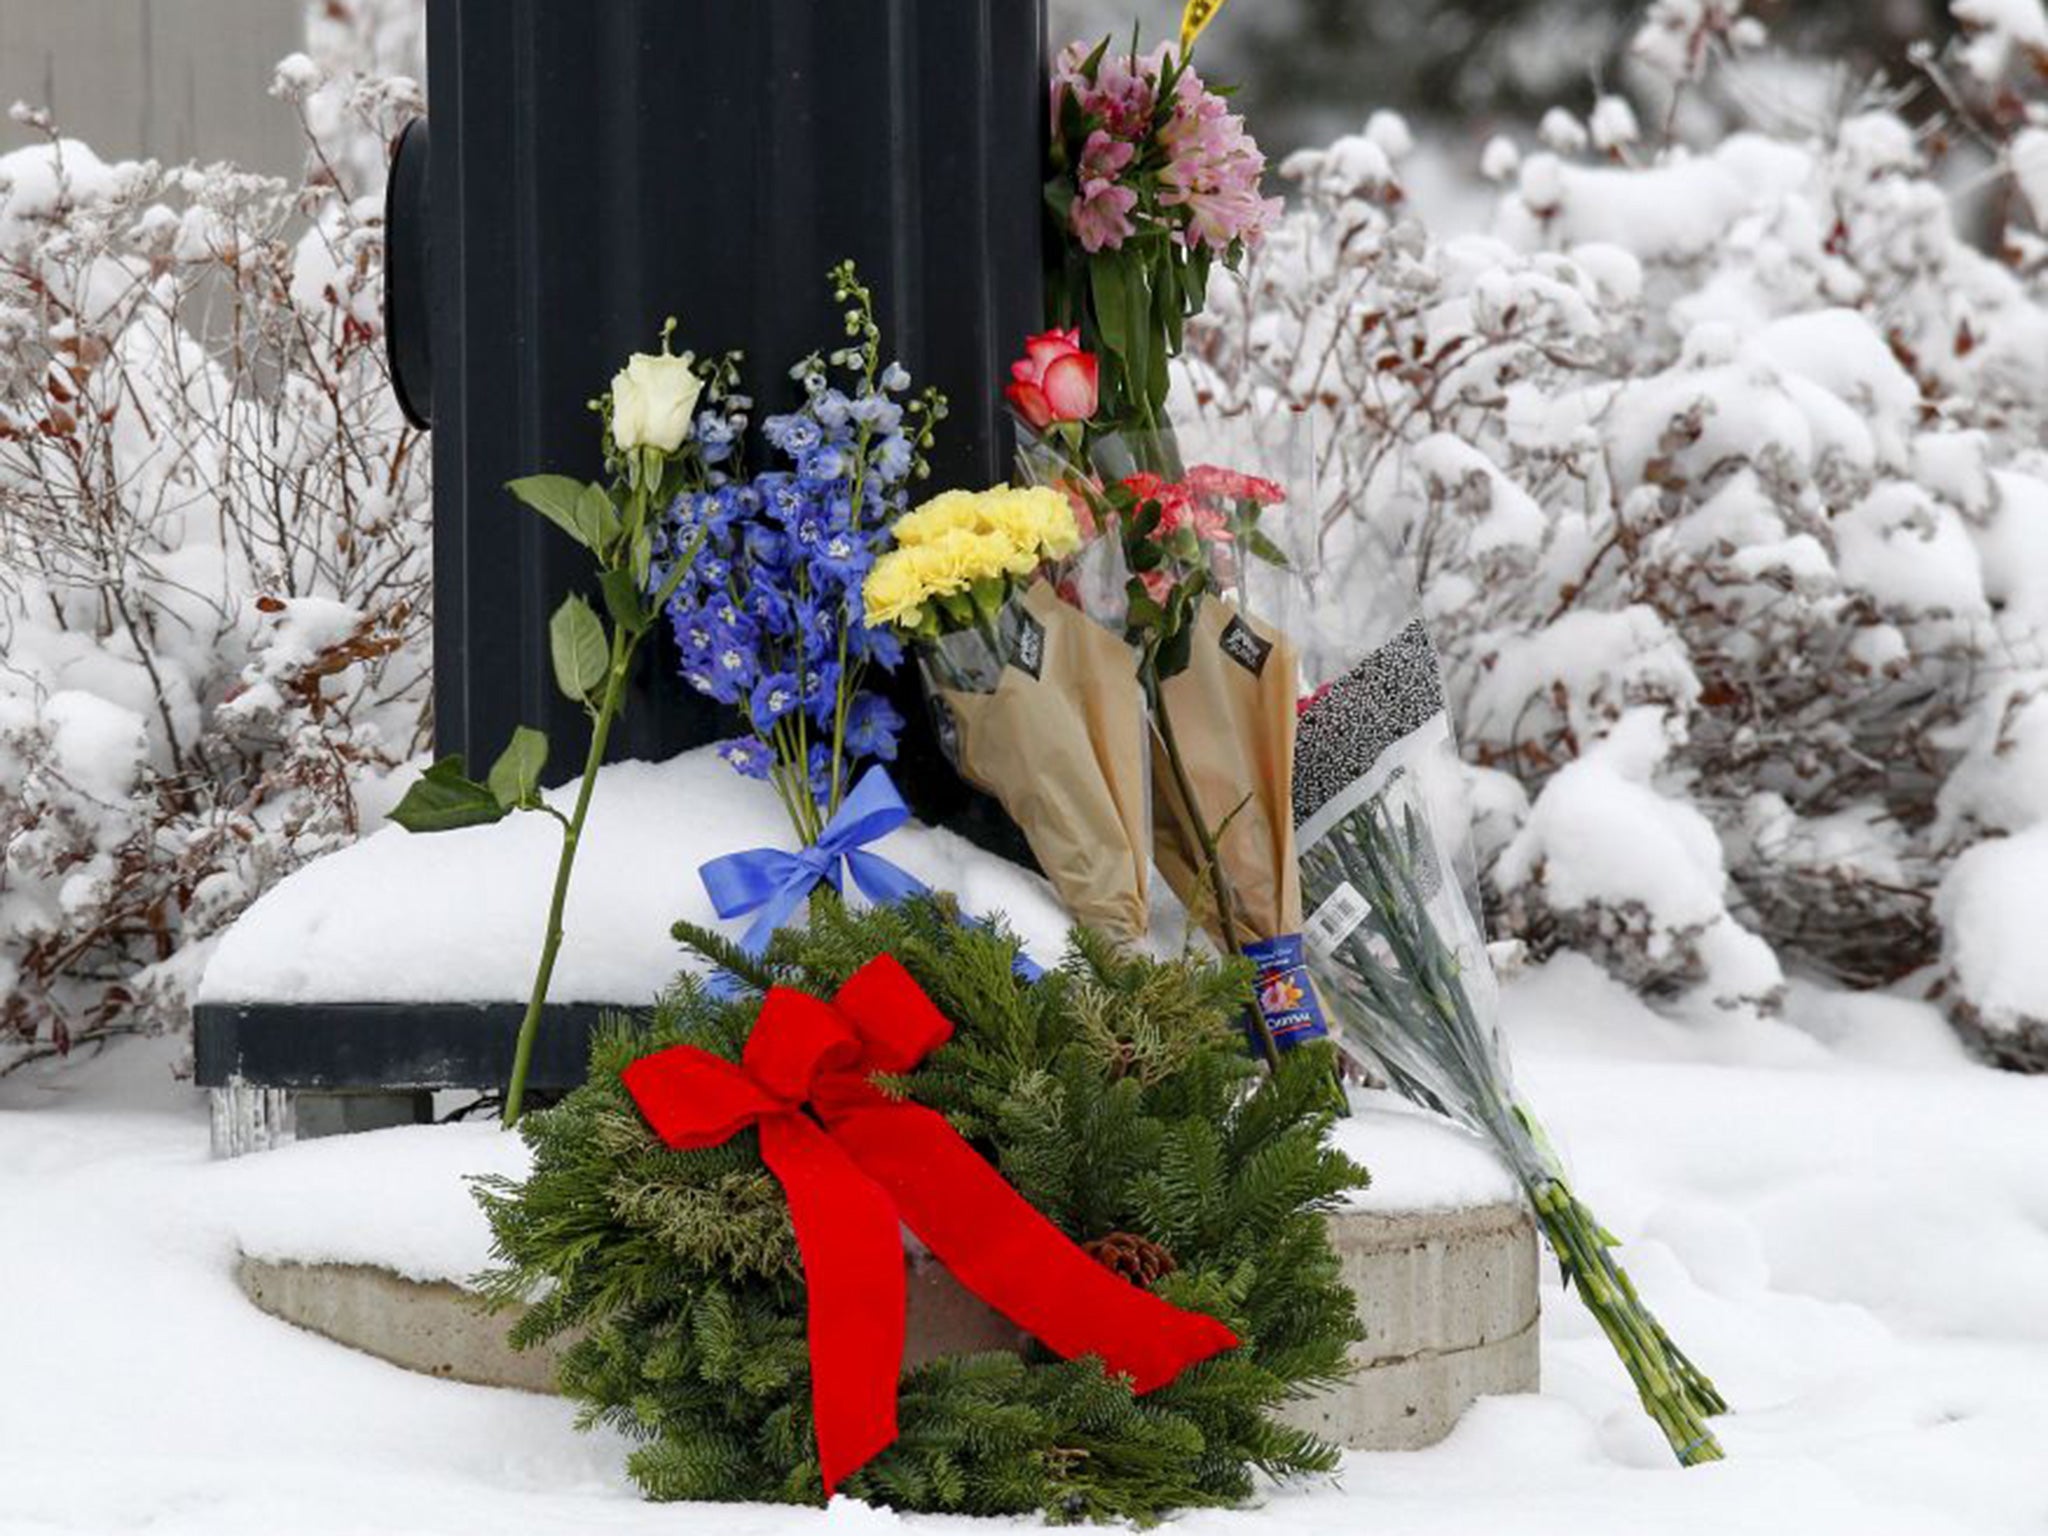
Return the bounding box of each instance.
[1308,797,1727,1464]
[501,523,705,1128]
[1150,685,1282,1073]
[500,627,629,1128]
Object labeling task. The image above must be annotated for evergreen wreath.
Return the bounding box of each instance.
[475,896,1368,1523]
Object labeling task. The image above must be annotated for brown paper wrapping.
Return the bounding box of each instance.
[1152,597,1302,948]
[932,581,1152,943]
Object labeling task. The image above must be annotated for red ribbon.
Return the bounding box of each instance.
[621,955,1240,1494]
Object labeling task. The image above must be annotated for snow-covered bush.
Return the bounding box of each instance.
[1187,3,2048,1054]
[0,49,428,1072]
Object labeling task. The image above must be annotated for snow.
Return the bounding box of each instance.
[198,748,1072,1007]
[2009,127,2048,227]
[1504,138,1809,262]
[1975,472,2048,636]
[40,690,148,804]
[0,138,133,243]
[1495,712,1785,1007]
[1587,97,1639,154]
[1462,606,1699,766]
[8,956,2048,1534]
[1538,109,1588,157]
[1955,0,2048,78]
[210,1091,1520,1289]
[1479,135,1520,183]
[1331,1093,1519,1214]
[1832,483,1989,620]
[216,1122,532,1285]
[1936,825,2048,1037]
[1935,674,2048,837]
[1497,713,1728,932]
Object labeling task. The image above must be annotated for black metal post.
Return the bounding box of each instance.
[200,1,1050,1111]
[391,0,1045,857]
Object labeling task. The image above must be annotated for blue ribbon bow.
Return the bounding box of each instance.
[700,766,929,955]
[697,765,1044,980]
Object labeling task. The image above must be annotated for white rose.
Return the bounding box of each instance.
[609,350,703,454]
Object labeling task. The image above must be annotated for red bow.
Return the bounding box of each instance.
[621,955,1239,1494]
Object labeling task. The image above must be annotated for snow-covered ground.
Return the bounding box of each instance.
[4,954,2045,1534]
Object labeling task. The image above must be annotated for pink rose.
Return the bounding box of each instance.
[1006,329,1100,430]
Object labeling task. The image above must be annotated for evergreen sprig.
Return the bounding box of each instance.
[474,897,1368,1523]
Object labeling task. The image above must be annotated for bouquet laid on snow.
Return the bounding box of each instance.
[1243,437,1729,1465]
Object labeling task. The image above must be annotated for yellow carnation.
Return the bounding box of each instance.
[862,548,930,629]
[881,486,1083,609]
[914,527,1009,591]
[974,492,1041,551]
[1019,486,1082,560]
[892,489,982,548]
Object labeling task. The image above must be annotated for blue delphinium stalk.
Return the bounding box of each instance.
[658,262,945,845]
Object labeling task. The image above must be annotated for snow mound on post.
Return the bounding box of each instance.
[197,747,1069,1008]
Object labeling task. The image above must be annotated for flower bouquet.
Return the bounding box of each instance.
[1020,415,1326,1065]
[1267,497,1731,1465]
[862,484,1155,944]
[1044,34,1281,440]
[658,263,958,955]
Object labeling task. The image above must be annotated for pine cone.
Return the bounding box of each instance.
[1083,1231,1176,1288]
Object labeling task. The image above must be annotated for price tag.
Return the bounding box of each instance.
[1305,881,1371,956]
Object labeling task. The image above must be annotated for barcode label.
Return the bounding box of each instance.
[1305,881,1371,955]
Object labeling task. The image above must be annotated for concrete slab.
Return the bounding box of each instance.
[235,1198,1539,1453]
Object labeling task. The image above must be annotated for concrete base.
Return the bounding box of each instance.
[235,1200,1538,1453]
[1277,1201,1541,1451]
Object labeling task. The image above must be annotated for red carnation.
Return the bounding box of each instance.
[1185,463,1285,507]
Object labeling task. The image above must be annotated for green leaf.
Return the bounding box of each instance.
[1156,622,1195,680]
[969,575,1008,623]
[1158,249,1187,354]
[601,567,650,634]
[507,475,601,551]
[1090,254,1131,360]
[576,482,622,551]
[549,594,611,704]
[1244,526,1291,568]
[389,755,511,834]
[1125,590,1168,630]
[486,726,550,811]
[1121,261,1152,392]
[1139,261,1169,411]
